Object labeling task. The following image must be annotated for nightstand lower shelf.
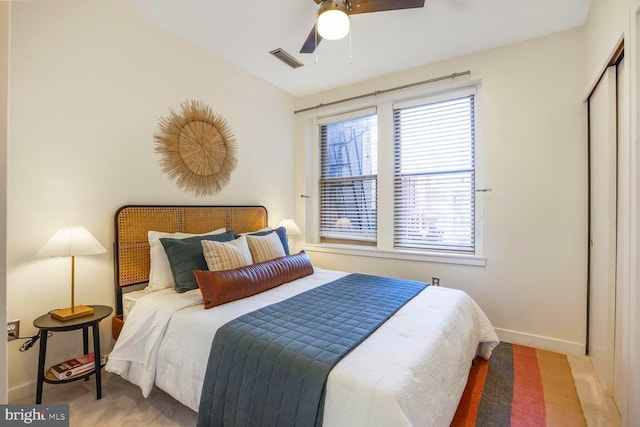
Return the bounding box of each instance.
[44,360,107,384]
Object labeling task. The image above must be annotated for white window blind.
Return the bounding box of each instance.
[393,94,475,252]
[319,111,377,244]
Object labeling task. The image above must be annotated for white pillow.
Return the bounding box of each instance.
[146,228,226,292]
[201,235,254,271]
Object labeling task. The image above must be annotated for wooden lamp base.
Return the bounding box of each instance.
[51,305,94,321]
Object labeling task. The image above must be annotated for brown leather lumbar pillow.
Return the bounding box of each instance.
[193,251,314,309]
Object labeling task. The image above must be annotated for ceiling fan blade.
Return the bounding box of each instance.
[300,25,323,54]
[300,0,423,53]
[349,0,425,14]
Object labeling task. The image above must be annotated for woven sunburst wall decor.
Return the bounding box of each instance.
[154,99,237,197]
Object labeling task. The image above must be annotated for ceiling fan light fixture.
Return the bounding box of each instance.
[317,1,350,40]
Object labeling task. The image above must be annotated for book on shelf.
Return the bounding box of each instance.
[49,352,107,380]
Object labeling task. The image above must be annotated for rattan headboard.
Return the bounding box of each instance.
[113,205,267,314]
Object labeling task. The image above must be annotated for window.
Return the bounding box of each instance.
[393,95,475,252]
[319,110,378,244]
[312,85,478,258]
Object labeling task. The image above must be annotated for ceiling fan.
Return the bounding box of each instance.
[300,0,426,54]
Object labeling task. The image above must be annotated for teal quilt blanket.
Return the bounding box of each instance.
[196,273,428,427]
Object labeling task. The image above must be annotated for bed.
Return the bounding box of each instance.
[106,205,499,426]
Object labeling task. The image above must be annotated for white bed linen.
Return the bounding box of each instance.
[107,268,499,426]
[122,289,149,321]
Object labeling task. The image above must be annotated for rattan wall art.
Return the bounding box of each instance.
[154,99,237,197]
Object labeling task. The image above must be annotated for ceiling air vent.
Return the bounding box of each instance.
[270,48,304,69]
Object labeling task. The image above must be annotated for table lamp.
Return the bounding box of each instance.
[278,218,302,240]
[36,226,106,321]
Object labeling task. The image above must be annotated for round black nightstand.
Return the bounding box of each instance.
[33,305,112,404]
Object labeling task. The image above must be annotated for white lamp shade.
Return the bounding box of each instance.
[278,218,302,236]
[36,226,106,258]
[317,9,350,40]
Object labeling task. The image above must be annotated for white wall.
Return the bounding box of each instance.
[0,1,10,405]
[585,0,630,85]
[6,0,295,401]
[295,28,588,355]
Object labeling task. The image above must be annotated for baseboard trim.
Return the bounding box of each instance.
[8,380,35,404]
[495,327,586,355]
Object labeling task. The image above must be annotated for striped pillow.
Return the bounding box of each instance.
[246,231,286,263]
[201,235,253,271]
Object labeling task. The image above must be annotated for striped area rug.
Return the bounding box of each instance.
[452,342,586,426]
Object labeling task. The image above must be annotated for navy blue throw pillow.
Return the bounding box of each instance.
[161,231,237,293]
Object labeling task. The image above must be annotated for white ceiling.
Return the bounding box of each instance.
[119,0,593,96]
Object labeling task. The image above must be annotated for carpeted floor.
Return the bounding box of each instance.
[17,343,620,426]
[17,372,198,426]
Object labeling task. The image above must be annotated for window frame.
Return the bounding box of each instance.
[303,80,486,267]
[393,90,476,253]
[317,107,378,245]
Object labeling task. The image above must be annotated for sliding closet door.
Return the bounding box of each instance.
[588,66,617,395]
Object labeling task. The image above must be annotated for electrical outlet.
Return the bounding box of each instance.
[7,320,19,341]
[432,277,440,286]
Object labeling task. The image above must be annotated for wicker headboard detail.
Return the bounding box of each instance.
[114,205,267,314]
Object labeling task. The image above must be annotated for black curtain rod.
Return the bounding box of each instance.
[294,70,471,114]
